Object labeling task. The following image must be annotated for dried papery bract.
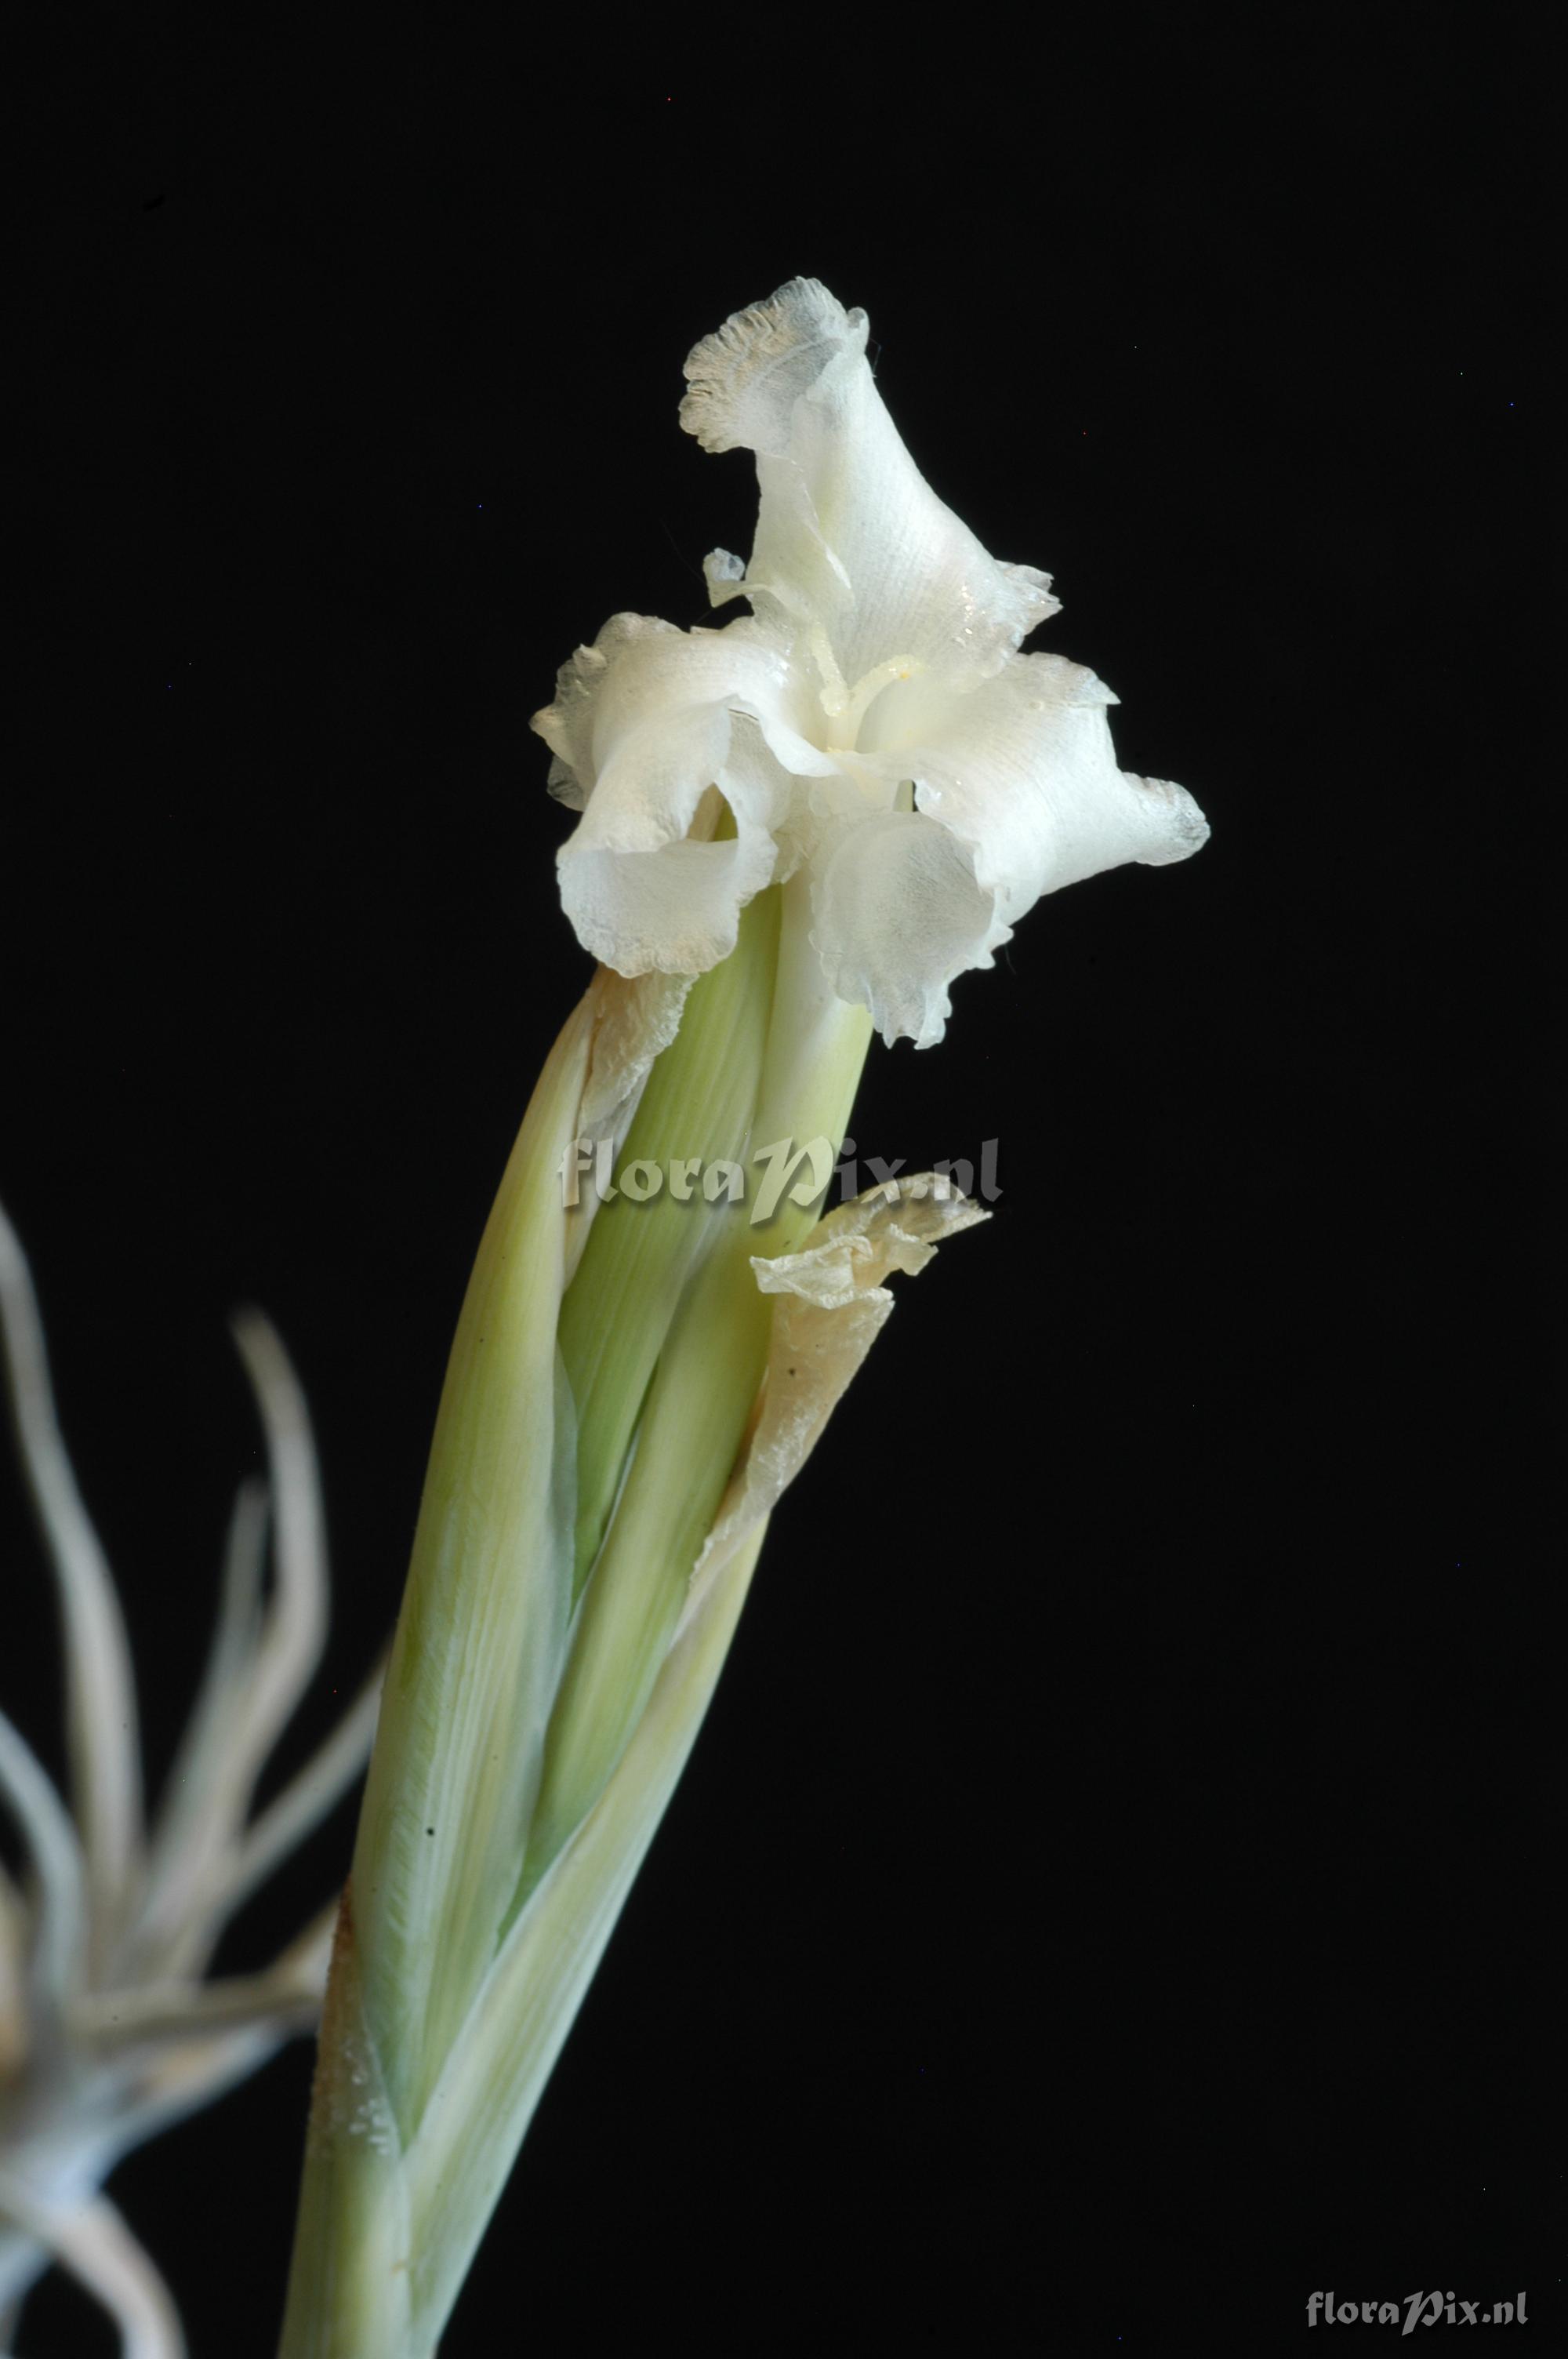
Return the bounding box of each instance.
[0,1202,382,2356]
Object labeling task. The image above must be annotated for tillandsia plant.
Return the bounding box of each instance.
[0,1201,383,2357]
[278,277,1209,2357]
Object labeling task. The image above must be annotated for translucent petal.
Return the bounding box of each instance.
[534,609,838,977]
[812,652,1210,1045]
[897,650,1209,910]
[532,608,833,801]
[811,810,1004,1050]
[559,812,775,976]
[681,276,1058,698]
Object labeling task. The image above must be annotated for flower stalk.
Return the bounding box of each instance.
[278,912,878,2356]
[278,275,1206,2354]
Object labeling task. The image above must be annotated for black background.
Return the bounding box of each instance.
[3,16,1558,2354]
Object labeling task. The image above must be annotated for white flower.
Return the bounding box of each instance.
[532,277,1209,1049]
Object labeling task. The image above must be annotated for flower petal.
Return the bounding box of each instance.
[813,652,1210,1045]
[810,809,1006,1051]
[532,609,835,805]
[557,783,777,977]
[532,609,839,976]
[681,276,1058,703]
[898,651,1209,914]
